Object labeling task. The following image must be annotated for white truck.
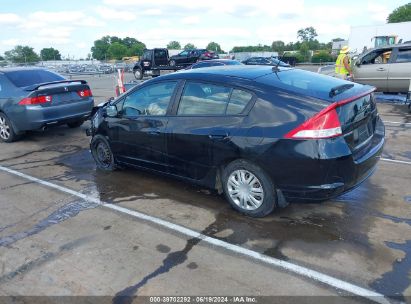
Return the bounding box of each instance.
[349,21,411,54]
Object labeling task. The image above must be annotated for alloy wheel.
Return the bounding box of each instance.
[0,116,10,140]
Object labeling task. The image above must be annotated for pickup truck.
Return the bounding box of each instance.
[132,48,183,80]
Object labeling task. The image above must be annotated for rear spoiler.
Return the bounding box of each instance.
[23,80,87,91]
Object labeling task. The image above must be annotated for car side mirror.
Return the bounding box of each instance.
[106,105,118,117]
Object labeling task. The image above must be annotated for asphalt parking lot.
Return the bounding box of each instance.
[0,74,410,303]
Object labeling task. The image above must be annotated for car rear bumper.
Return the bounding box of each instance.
[260,122,385,202]
[9,99,93,132]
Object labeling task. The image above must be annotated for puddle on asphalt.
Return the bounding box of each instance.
[30,147,411,298]
[0,199,99,247]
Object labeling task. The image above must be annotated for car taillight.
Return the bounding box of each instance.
[284,106,342,139]
[284,89,375,140]
[77,89,92,98]
[18,95,52,105]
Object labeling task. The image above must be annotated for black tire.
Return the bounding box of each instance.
[90,135,116,171]
[222,159,276,217]
[169,60,176,67]
[134,68,143,80]
[0,112,21,143]
[67,120,84,128]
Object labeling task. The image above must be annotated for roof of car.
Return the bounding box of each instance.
[161,65,290,80]
[0,67,47,73]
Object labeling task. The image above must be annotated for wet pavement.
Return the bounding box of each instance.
[0,75,410,303]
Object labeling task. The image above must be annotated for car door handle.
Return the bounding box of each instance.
[376,67,386,71]
[208,132,230,141]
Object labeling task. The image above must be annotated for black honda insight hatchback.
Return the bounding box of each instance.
[88,66,385,217]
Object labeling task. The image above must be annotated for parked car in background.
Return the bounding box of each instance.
[185,59,242,70]
[242,57,290,67]
[352,43,411,93]
[169,49,219,66]
[87,66,384,217]
[0,67,93,142]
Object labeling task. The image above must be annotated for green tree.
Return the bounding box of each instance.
[311,50,335,63]
[206,42,223,53]
[91,36,111,60]
[387,3,411,23]
[108,42,128,60]
[183,43,196,50]
[231,45,272,52]
[271,40,285,53]
[297,27,318,42]
[40,47,61,61]
[4,45,40,63]
[0,55,4,61]
[299,42,310,62]
[91,36,146,60]
[167,41,181,49]
[332,38,345,42]
[127,42,146,56]
[121,37,138,48]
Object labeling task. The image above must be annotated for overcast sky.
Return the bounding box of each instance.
[0,0,408,58]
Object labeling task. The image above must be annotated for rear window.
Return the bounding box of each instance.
[257,69,350,100]
[177,82,252,115]
[5,69,64,88]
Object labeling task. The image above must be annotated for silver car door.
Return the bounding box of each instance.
[388,47,411,93]
[353,50,390,92]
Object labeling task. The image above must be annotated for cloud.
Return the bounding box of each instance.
[366,2,389,22]
[181,16,200,25]
[0,13,22,25]
[142,9,162,16]
[96,6,136,21]
[0,39,20,47]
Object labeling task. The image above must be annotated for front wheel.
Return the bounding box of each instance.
[90,135,116,171]
[222,160,276,217]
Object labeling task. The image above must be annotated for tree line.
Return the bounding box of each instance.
[1,2,409,63]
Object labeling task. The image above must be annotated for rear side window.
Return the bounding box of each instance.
[227,89,253,115]
[177,82,252,115]
[395,48,411,63]
[5,69,64,88]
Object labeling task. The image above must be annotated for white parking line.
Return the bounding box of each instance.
[0,165,391,304]
[381,158,411,165]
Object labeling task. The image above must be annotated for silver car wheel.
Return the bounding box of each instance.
[0,116,10,140]
[227,169,264,210]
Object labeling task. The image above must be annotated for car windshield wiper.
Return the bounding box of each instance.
[329,83,354,98]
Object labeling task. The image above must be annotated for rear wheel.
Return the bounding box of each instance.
[222,159,276,217]
[90,135,116,171]
[67,120,84,128]
[169,60,176,67]
[0,113,20,143]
